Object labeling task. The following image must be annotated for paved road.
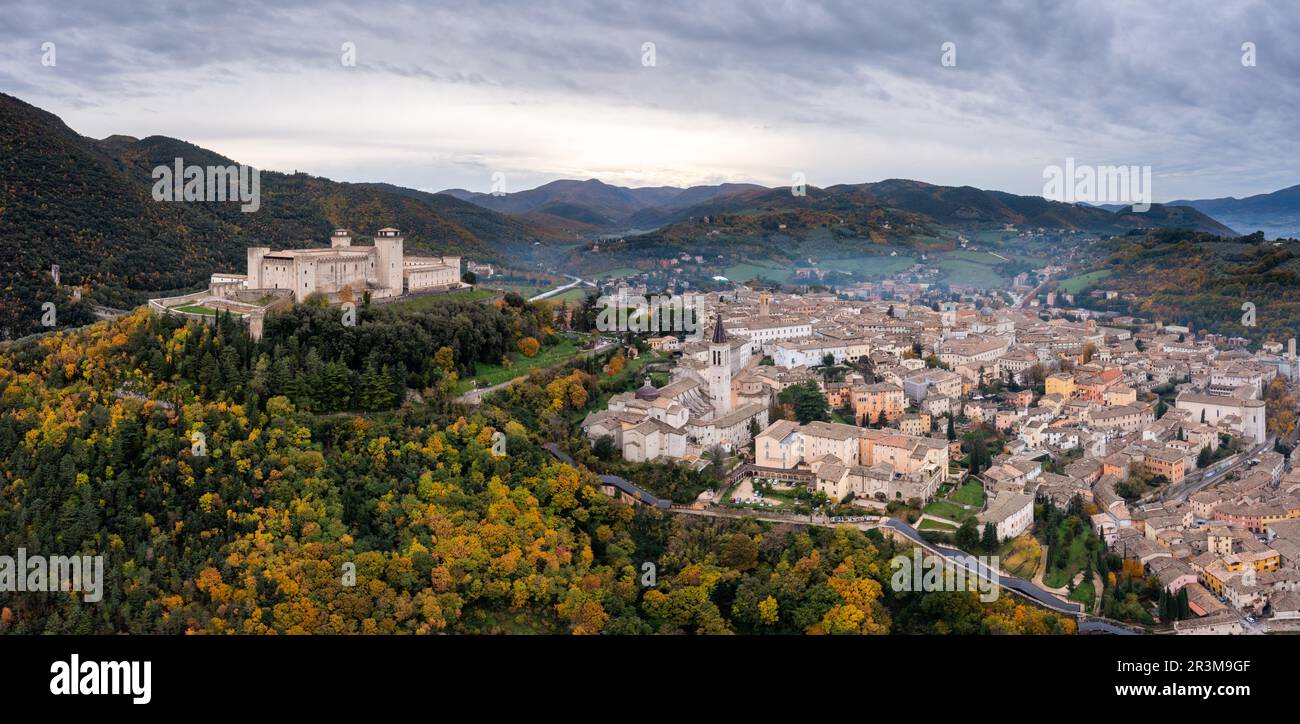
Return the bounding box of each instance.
[1078,618,1144,635]
[672,506,880,532]
[882,518,1086,616]
[528,275,596,302]
[1013,281,1049,310]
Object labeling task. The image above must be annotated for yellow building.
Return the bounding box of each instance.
[1198,551,1281,595]
[1045,373,1075,398]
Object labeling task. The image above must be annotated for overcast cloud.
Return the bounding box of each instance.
[1,0,1296,200]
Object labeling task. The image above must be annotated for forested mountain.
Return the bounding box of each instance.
[631,180,1237,237]
[441,179,764,233]
[0,93,547,340]
[0,301,1076,635]
[1076,229,1300,343]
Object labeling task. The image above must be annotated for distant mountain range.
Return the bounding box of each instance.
[1167,186,1300,240]
[445,177,1237,242]
[1092,186,1300,240]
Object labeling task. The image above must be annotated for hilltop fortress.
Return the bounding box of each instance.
[151,227,465,339]
[233,227,462,302]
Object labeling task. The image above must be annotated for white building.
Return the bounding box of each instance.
[977,492,1035,541]
[1175,391,1267,445]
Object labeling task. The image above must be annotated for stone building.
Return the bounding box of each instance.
[238,228,461,302]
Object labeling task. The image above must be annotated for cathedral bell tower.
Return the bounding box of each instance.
[708,314,733,414]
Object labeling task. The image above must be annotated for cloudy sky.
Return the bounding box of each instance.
[2,0,1297,200]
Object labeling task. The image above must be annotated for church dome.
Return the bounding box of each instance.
[635,378,660,401]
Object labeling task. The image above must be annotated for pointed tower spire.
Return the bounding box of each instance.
[712,313,727,344]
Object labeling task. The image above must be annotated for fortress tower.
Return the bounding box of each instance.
[373,227,404,294]
[246,246,270,288]
[331,228,353,248]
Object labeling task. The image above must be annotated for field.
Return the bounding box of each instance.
[972,229,1017,244]
[172,304,216,315]
[824,254,916,278]
[1055,269,1112,294]
[934,251,1006,289]
[385,287,497,312]
[723,262,794,283]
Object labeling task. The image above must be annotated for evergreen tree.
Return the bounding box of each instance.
[955,518,979,551]
[981,522,999,551]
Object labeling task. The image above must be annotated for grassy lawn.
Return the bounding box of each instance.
[825,255,915,279]
[592,266,641,279]
[972,230,1015,244]
[945,248,1003,264]
[936,257,1005,288]
[1056,269,1112,295]
[1042,523,1093,588]
[387,288,497,312]
[918,519,958,532]
[486,280,547,294]
[455,339,578,394]
[998,533,1042,580]
[1069,580,1096,607]
[922,499,975,523]
[949,480,986,507]
[172,304,216,315]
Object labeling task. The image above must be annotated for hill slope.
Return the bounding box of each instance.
[442,179,764,233]
[1076,229,1300,342]
[576,182,1235,270]
[641,179,1237,236]
[0,93,545,338]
